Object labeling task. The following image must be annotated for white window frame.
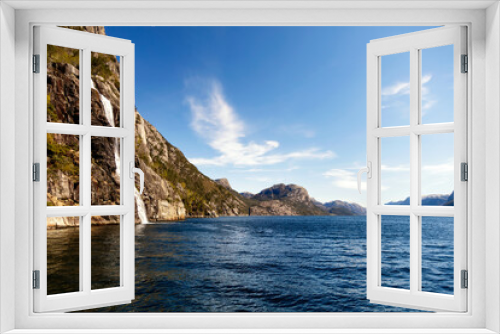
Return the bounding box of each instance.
[33,26,136,313]
[366,26,467,312]
[1,1,499,333]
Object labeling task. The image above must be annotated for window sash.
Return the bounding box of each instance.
[33,26,136,313]
[366,26,468,312]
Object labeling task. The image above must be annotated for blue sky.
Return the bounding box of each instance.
[106,26,454,205]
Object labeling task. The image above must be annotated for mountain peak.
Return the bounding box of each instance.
[215,178,232,190]
[253,183,310,202]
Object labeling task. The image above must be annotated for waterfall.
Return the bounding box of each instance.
[93,79,146,224]
[135,188,149,225]
[93,79,121,177]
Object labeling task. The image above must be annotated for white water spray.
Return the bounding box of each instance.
[93,79,147,224]
[94,80,121,177]
[135,188,149,224]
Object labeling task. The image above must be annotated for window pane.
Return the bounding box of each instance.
[381,136,410,205]
[91,216,121,290]
[91,137,121,205]
[91,52,121,127]
[421,133,454,206]
[47,134,80,206]
[381,215,410,290]
[47,216,80,295]
[421,45,454,124]
[47,45,80,124]
[421,216,454,295]
[381,52,410,127]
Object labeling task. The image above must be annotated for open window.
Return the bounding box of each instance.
[33,26,138,312]
[363,26,467,312]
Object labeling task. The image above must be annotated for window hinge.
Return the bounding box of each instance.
[33,163,40,182]
[33,270,40,289]
[461,54,468,73]
[461,270,468,289]
[461,162,468,182]
[33,54,40,73]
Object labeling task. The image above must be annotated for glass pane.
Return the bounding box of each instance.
[381,136,410,205]
[381,52,410,127]
[91,216,121,290]
[91,137,121,205]
[91,52,121,127]
[421,45,454,124]
[47,45,80,124]
[421,216,454,295]
[47,134,80,206]
[421,133,454,206]
[47,216,80,295]
[381,215,410,290]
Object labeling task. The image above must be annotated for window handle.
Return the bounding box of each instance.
[357,162,372,194]
[130,162,145,194]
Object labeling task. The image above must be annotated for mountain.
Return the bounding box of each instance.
[215,178,232,190]
[239,192,254,199]
[322,200,367,215]
[244,183,365,216]
[385,192,454,206]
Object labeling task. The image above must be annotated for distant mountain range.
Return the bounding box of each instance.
[220,182,366,216]
[385,191,454,206]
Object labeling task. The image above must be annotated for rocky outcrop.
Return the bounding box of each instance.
[215,178,232,190]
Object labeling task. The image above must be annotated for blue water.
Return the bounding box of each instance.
[59,215,455,312]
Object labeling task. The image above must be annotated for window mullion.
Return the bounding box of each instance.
[81,48,92,294]
[409,47,420,294]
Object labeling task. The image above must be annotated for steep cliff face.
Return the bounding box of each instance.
[46,26,248,228]
[135,110,248,221]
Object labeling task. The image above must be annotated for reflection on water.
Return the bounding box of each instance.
[46,216,454,312]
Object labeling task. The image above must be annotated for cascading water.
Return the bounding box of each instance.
[92,79,147,223]
[135,188,149,224]
[93,80,121,177]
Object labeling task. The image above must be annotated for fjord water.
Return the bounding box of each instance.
[47,216,454,312]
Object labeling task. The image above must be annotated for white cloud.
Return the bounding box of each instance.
[422,162,454,174]
[323,168,365,190]
[381,164,410,172]
[382,74,432,97]
[186,80,335,166]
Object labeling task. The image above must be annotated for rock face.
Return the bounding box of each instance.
[215,178,232,190]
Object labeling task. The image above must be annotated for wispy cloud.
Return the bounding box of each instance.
[382,74,432,96]
[323,169,365,191]
[381,164,409,172]
[231,167,299,173]
[186,80,335,166]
